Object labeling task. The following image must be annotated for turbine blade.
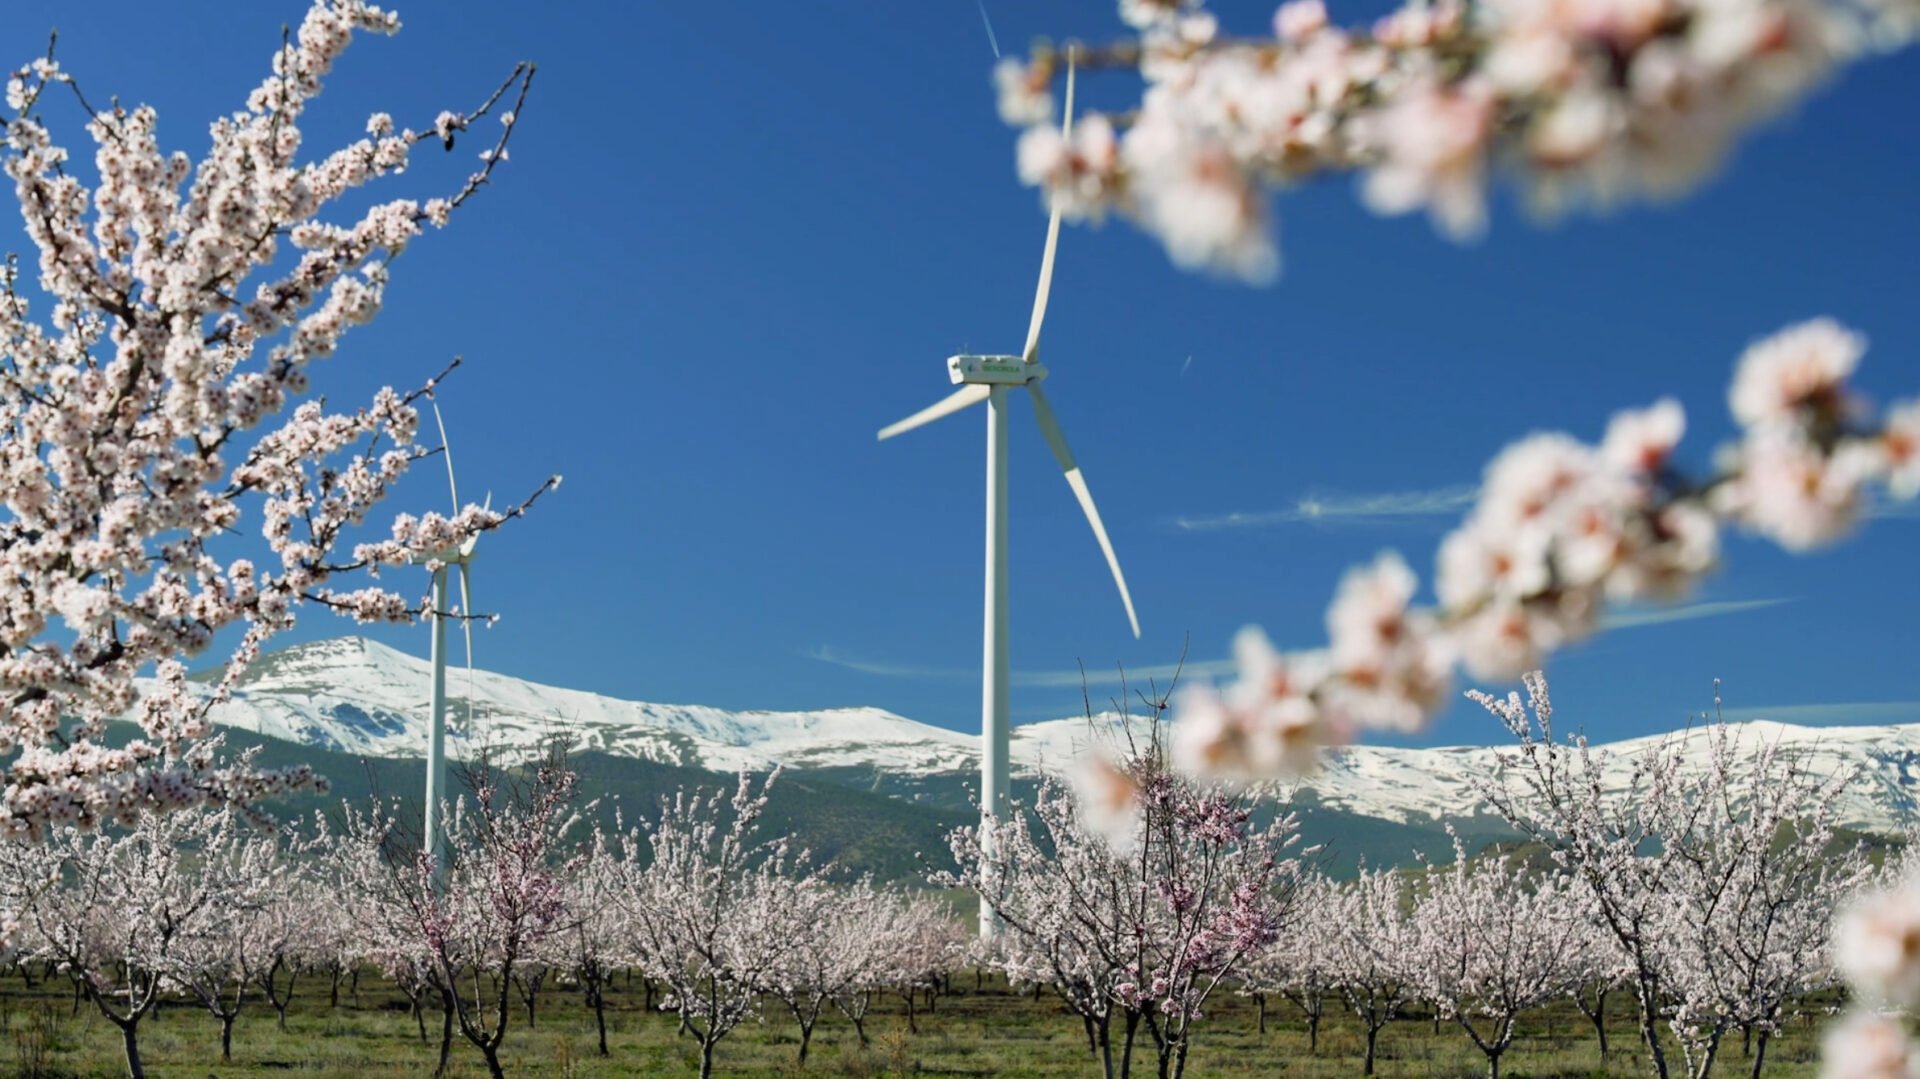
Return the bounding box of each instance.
[1026,383,1140,638]
[459,561,476,734]
[430,400,461,513]
[877,384,992,441]
[1021,56,1075,365]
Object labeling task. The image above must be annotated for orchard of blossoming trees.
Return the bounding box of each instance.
[0,754,977,1079]
[0,0,1916,1076]
[0,703,1903,1079]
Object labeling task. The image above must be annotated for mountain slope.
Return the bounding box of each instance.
[191,637,1920,849]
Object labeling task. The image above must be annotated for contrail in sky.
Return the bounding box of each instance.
[977,0,1002,58]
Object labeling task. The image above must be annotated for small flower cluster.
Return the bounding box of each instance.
[1824,876,1920,1078]
[1001,0,1914,279]
[1174,319,1917,782]
[0,2,543,837]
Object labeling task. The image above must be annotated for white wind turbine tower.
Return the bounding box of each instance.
[421,402,487,888]
[877,59,1139,937]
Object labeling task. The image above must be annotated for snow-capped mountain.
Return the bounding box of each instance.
[196,637,1920,836]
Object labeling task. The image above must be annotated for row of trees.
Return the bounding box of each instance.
[949,673,1878,1079]
[0,760,970,1079]
[0,673,1899,1079]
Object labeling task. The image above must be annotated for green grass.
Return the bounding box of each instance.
[0,971,1832,1078]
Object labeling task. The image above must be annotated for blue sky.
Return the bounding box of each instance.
[11,1,1919,747]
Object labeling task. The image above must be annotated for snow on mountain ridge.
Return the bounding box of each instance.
[198,637,1920,836]
[205,636,976,774]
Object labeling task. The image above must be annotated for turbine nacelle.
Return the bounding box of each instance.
[948,355,1046,386]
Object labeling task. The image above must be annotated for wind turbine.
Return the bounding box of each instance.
[876,58,1139,937]
[421,401,486,888]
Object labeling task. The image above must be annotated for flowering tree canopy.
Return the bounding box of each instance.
[0,0,552,838]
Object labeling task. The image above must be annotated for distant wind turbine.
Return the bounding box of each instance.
[421,401,488,888]
[876,57,1139,938]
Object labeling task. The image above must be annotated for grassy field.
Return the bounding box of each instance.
[0,971,1831,1078]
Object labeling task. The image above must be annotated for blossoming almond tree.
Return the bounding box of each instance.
[1409,831,1589,1079]
[0,805,256,1079]
[169,821,310,1061]
[944,725,1304,1079]
[1240,871,1338,1051]
[1324,864,1419,1077]
[0,0,553,839]
[403,757,584,1079]
[610,770,815,1079]
[1472,671,1866,1079]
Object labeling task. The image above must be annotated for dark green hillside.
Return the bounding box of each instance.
[114,722,965,883]
[94,718,1625,884]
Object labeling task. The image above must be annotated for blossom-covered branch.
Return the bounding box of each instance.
[0,0,553,837]
[999,0,1916,280]
[1173,318,1917,780]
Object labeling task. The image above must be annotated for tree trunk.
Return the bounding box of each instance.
[1363,1022,1381,1076]
[699,1038,717,1079]
[515,970,543,1028]
[1586,988,1610,1062]
[797,1018,815,1064]
[589,980,609,1056]
[1751,1030,1771,1079]
[1637,979,1672,1079]
[1693,1030,1723,1079]
[330,966,342,1009]
[906,988,918,1033]
[1256,993,1266,1036]
[1308,1009,1320,1054]
[1488,1048,1503,1079]
[480,1040,507,1079]
[1121,1009,1141,1079]
[435,994,455,1078]
[120,1021,145,1079]
[220,1013,236,1062]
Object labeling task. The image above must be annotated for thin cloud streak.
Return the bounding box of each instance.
[806,645,1232,688]
[813,596,1783,693]
[1173,484,1478,531]
[1600,597,1793,630]
[1716,701,1920,726]
[976,0,1001,58]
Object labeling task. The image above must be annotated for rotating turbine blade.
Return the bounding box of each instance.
[431,400,461,512]
[1026,382,1140,638]
[1020,56,1075,365]
[877,384,992,441]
